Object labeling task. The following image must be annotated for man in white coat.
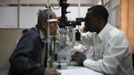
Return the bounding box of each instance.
[72,5,134,75]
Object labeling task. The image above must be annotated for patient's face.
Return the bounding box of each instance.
[42,20,58,39]
[49,21,58,35]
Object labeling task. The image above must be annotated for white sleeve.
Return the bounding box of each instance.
[80,32,93,46]
[83,35,130,74]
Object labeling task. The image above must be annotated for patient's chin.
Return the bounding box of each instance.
[50,35,57,41]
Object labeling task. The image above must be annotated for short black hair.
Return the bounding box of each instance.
[87,5,109,22]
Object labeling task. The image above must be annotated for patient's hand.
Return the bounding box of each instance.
[46,69,60,75]
[72,51,87,66]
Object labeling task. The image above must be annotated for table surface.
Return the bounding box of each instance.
[58,66,104,75]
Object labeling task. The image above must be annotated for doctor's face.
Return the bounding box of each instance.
[84,12,100,32]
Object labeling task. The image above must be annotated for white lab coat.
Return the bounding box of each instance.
[79,23,134,75]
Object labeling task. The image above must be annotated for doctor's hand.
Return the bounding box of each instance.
[72,51,87,66]
[46,69,60,75]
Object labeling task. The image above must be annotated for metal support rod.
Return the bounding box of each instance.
[78,0,81,17]
[46,0,51,68]
[77,0,81,29]
[47,0,50,50]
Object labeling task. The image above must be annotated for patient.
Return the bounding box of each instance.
[9,9,60,75]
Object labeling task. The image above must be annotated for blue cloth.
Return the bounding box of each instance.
[9,27,45,75]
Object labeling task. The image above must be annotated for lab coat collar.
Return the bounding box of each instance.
[98,23,112,41]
